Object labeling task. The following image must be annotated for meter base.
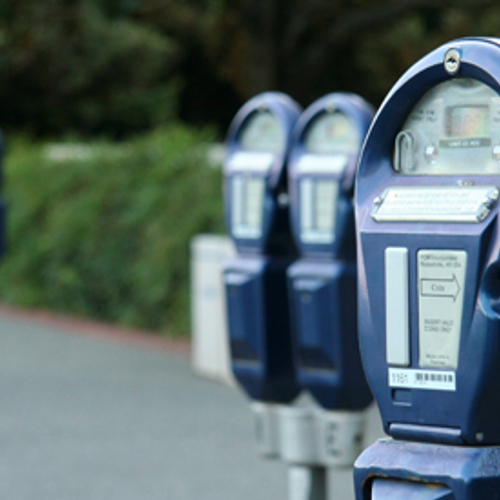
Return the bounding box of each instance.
[252,402,366,500]
[251,402,365,466]
[354,438,500,500]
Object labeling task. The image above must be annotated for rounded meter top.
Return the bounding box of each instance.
[357,37,500,206]
[224,92,302,255]
[288,93,374,258]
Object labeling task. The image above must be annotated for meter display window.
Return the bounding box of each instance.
[231,175,265,239]
[239,110,285,153]
[304,110,360,154]
[394,78,500,174]
[300,178,338,244]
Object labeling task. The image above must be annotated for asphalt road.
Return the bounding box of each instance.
[0,308,382,500]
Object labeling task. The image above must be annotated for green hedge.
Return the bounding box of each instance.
[0,126,225,336]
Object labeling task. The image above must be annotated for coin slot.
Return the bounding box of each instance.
[392,389,412,405]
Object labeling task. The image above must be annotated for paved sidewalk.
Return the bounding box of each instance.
[0,307,384,500]
[0,309,288,500]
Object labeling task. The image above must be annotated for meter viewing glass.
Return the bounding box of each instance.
[239,109,285,152]
[304,110,360,154]
[394,78,500,175]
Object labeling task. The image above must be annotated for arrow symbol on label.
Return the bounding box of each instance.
[420,274,461,301]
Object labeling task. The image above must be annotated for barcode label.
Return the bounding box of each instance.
[389,368,456,391]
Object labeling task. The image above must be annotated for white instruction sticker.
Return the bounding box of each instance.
[229,152,274,172]
[296,154,347,174]
[418,250,467,369]
[371,186,498,222]
[389,368,456,391]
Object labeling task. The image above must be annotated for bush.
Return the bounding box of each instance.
[0,126,225,336]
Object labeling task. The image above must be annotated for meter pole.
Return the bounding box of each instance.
[252,402,327,500]
[288,466,326,500]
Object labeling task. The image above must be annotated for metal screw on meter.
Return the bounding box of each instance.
[444,48,461,74]
[326,103,336,114]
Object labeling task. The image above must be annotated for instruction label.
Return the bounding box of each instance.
[371,186,498,222]
[229,151,274,172]
[296,154,347,174]
[418,250,467,369]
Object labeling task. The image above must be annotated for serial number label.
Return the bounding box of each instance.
[389,368,456,391]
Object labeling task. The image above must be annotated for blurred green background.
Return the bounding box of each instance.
[0,0,498,335]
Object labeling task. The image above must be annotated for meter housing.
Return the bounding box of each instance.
[287,93,374,410]
[356,38,500,445]
[224,92,302,403]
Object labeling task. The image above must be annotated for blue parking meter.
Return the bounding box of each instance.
[287,93,374,410]
[354,37,500,500]
[223,92,302,403]
[0,132,6,256]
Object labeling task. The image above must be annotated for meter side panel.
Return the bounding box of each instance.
[224,256,300,403]
[287,259,372,410]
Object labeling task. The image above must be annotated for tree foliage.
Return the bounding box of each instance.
[1,1,500,136]
[173,1,500,105]
[0,0,180,137]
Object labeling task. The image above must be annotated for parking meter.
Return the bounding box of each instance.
[0,132,6,256]
[287,93,374,411]
[354,37,500,500]
[223,92,301,403]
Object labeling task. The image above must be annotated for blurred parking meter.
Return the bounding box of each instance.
[223,92,302,459]
[0,132,6,256]
[354,38,500,500]
[285,94,374,497]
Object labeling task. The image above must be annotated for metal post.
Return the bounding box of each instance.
[288,465,327,500]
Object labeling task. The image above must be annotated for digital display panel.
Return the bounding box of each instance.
[231,175,265,239]
[239,110,285,153]
[304,111,360,154]
[445,105,489,138]
[394,78,500,175]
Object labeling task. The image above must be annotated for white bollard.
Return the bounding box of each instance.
[190,234,235,385]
